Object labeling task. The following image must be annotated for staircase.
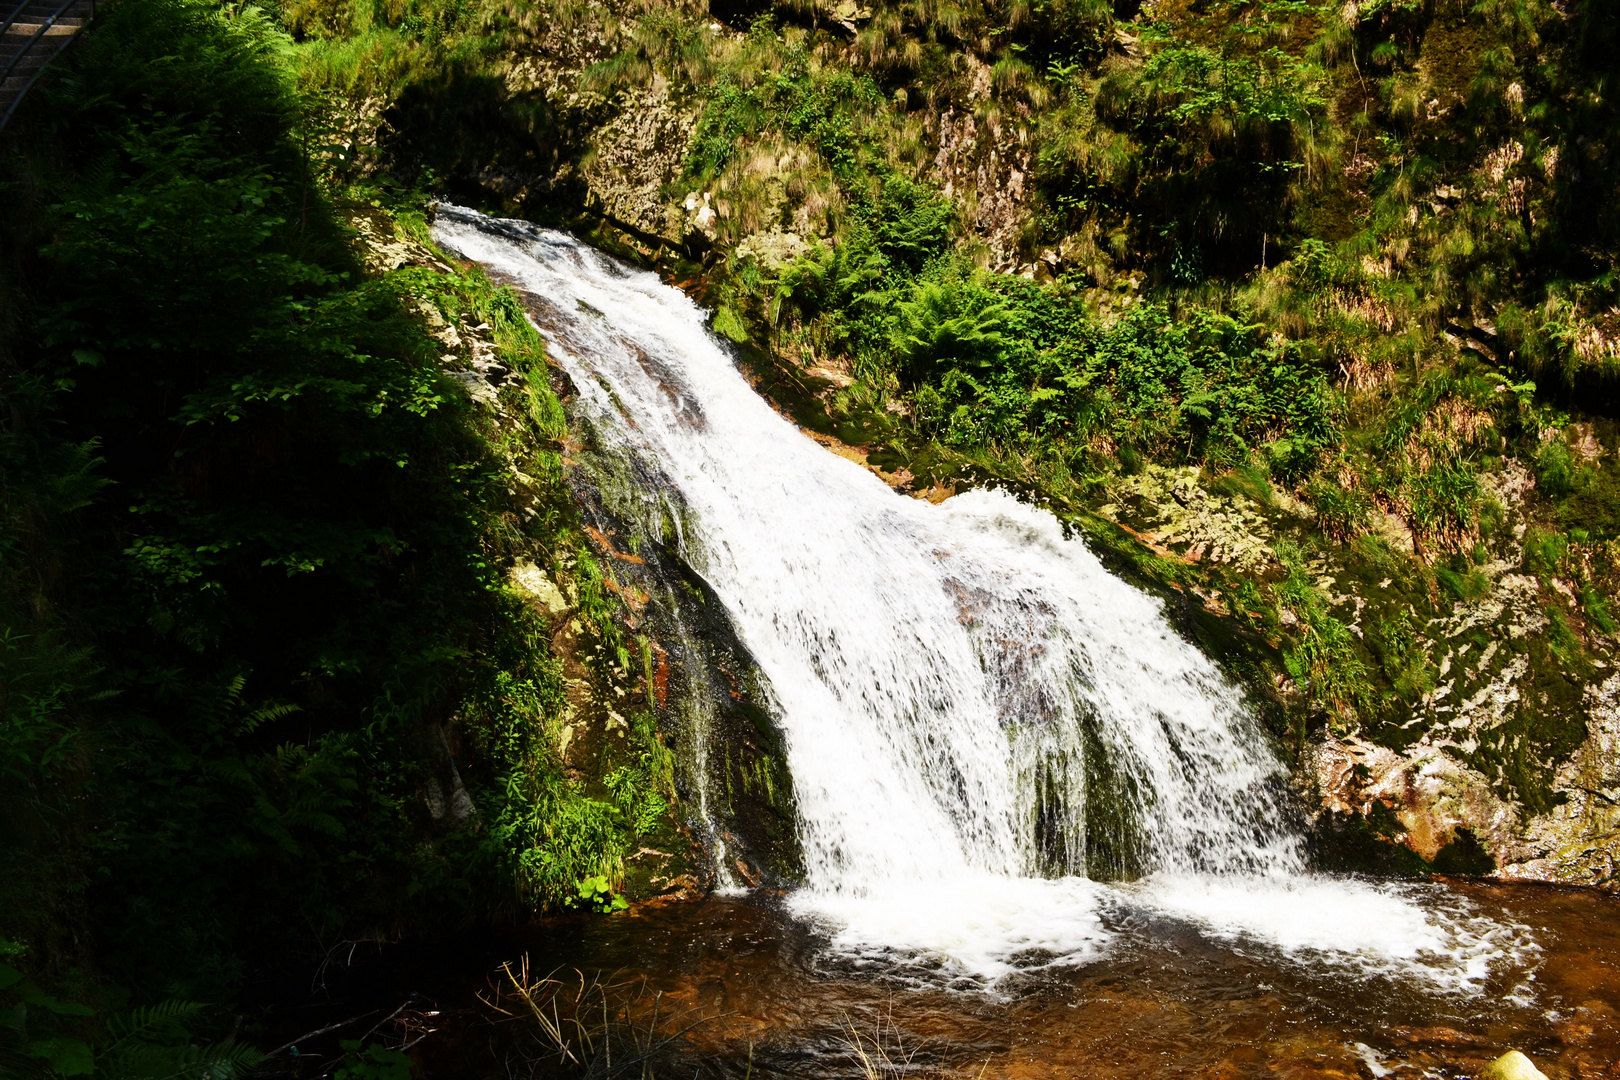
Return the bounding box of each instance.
[0,0,94,132]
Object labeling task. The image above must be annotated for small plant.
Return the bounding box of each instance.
[1436,557,1490,602]
[1581,587,1618,636]
[1369,610,1437,699]
[1307,476,1374,542]
[335,1041,414,1080]
[1275,542,1375,733]
[1523,529,1569,577]
[1535,438,1576,497]
[1547,607,1583,666]
[485,956,715,1075]
[567,875,629,913]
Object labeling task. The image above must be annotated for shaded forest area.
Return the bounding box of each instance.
[0,0,681,1073]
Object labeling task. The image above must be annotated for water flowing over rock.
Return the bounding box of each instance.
[433,205,1540,992]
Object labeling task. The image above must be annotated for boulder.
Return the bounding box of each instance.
[1479,1051,1548,1080]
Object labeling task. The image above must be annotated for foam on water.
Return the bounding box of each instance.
[431,205,1537,994]
[794,876,1114,984]
[1122,875,1537,994]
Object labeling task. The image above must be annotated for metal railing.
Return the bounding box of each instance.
[0,0,94,130]
[0,0,41,43]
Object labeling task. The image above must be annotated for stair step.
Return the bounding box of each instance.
[0,0,91,128]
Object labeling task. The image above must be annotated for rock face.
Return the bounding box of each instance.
[1084,444,1620,889]
[1296,524,1619,886]
[1309,668,1620,888]
[1099,465,1279,571]
[1506,674,1620,888]
[928,56,1036,271]
[577,76,698,242]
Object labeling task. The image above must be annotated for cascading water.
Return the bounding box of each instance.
[433,206,1536,993]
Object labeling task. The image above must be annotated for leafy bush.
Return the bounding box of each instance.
[335,1041,413,1080]
[1535,437,1577,497]
[1,962,263,1080]
[0,0,643,1008]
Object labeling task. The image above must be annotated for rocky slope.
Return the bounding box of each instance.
[289,0,1620,890]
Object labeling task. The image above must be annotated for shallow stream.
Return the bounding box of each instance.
[395,882,1618,1079]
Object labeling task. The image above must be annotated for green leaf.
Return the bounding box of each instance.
[29,1037,95,1075]
[0,965,23,991]
[18,984,95,1016]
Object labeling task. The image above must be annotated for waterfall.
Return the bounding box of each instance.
[433,207,1536,994]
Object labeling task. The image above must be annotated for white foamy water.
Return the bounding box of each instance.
[432,206,1535,994]
[1124,875,1537,994]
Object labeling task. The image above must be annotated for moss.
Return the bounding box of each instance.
[1436,560,1490,602]
[1462,635,1590,816]
[712,304,750,343]
[1078,706,1149,882]
[1415,18,1486,105]
[1558,464,1620,539]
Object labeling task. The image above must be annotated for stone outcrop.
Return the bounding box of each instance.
[1505,673,1620,888]
[335,9,1620,893]
[576,76,698,241]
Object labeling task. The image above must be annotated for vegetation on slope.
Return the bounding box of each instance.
[261,0,1620,873]
[0,0,682,1056]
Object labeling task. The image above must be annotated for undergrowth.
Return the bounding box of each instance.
[0,0,663,1044]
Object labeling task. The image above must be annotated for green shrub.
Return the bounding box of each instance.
[1535,438,1576,498]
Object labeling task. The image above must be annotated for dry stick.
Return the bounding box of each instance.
[395,1029,439,1053]
[356,998,416,1045]
[264,1011,380,1058]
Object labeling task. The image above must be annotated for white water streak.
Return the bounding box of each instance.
[432,206,1534,994]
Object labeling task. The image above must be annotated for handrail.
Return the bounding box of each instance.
[0,0,89,130]
[0,0,37,44]
[0,0,83,87]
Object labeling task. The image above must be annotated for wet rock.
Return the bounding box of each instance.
[1478,1050,1549,1080]
[1307,733,1522,863]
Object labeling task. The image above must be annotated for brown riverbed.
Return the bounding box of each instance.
[375,879,1620,1079]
